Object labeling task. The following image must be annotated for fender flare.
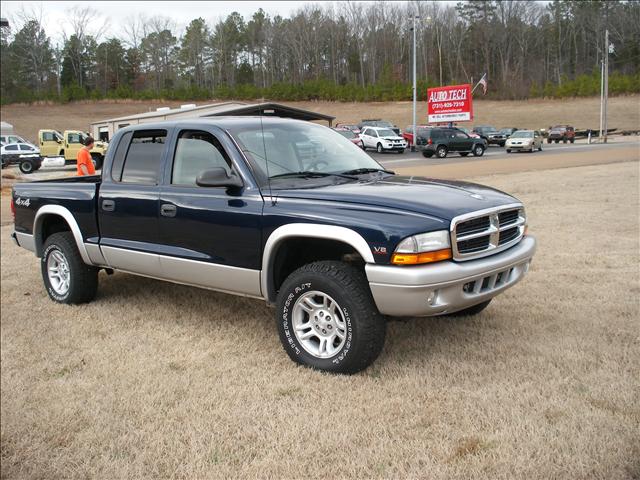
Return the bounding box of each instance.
[34,205,92,265]
[261,223,374,302]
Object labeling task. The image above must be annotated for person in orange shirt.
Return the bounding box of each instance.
[76,136,96,176]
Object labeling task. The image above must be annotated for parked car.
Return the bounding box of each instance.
[417,128,486,158]
[360,126,407,153]
[499,128,519,138]
[1,134,35,147]
[333,127,364,148]
[505,130,543,153]
[402,125,432,146]
[335,123,361,134]
[547,125,575,144]
[473,126,507,146]
[11,117,536,374]
[358,119,401,136]
[1,143,42,173]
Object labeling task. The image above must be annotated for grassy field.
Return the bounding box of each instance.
[1,161,638,479]
[1,95,639,143]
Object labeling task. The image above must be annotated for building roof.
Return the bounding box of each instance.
[91,101,334,125]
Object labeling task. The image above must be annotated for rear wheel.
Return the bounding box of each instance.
[41,232,98,304]
[276,261,386,374]
[472,144,485,157]
[436,145,448,158]
[19,160,34,174]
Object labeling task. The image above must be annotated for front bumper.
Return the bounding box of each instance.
[506,143,533,150]
[366,236,536,317]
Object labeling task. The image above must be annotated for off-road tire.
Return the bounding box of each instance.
[41,232,98,304]
[276,261,386,374]
[446,300,492,317]
[376,143,383,153]
[472,144,485,157]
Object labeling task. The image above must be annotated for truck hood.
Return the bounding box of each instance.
[274,175,520,221]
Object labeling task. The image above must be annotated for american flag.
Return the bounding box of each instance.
[478,73,488,95]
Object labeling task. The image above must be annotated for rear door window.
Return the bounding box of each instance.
[118,129,167,184]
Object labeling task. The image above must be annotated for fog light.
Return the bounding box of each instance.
[426,290,437,305]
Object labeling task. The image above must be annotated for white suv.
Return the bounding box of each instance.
[360,127,407,154]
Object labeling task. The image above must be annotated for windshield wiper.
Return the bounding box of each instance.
[270,171,358,180]
[340,168,395,176]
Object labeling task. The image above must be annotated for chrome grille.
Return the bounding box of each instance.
[451,204,526,261]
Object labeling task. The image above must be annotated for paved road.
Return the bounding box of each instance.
[371,139,639,169]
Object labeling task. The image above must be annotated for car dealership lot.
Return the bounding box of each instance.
[1,155,638,478]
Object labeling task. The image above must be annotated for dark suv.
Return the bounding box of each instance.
[473,126,507,147]
[417,128,486,158]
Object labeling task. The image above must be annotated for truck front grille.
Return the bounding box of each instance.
[451,205,526,261]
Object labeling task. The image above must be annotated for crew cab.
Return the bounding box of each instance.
[360,126,407,153]
[38,129,109,169]
[11,118,536,374]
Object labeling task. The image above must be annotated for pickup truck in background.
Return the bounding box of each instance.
[38,129,109,169]
[11,118,536,374]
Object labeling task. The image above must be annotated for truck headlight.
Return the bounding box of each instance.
[391,230,452,265]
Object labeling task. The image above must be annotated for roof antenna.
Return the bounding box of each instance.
[259,107,275,206]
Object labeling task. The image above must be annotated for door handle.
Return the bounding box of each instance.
[160,203,177,217]
[102,199,115,212]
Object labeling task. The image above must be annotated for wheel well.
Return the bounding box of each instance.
[270,238,364,301]
[37,215,71,255]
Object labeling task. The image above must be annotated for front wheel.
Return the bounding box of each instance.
[506,149,511,153]
[472,144,485,157]
[41,232,98,304]
[276,261,386,374]
[376,143,383,153]
[397,148,405,154]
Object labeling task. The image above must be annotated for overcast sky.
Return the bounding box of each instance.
[0,1,331,43]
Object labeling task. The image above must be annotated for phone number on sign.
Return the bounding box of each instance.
[431,101,466,109]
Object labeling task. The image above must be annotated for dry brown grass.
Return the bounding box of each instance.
[1,161,639,479]
[2,95,639,143]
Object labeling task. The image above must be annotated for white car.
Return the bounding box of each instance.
[505,130,543,153]
[360,126,407,154]
[1,142,42,173]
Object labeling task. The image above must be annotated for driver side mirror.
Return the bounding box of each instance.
[196,167,243,189]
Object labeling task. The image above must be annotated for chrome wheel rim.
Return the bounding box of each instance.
[47,249,70,295]
[292,291,347,359]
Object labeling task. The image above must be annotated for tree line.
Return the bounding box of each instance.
[1,0,639,105]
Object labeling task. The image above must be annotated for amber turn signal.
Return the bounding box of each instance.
[391,248,452,265]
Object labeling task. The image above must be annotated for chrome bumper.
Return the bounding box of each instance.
[366,236,536,317]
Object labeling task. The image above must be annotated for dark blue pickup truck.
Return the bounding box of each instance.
[11,117,536,373]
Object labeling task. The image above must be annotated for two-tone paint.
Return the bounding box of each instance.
[12,117,536,315]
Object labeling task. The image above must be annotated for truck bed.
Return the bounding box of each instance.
[12,175,101,241]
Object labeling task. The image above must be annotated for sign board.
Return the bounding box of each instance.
[427,84,473,123]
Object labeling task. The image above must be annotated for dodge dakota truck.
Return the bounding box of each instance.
[11,118,536,374]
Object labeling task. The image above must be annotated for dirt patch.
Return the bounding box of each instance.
[2,96,639,143]
[1,161,638,478]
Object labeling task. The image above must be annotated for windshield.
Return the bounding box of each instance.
[376,129,396,137]
[511,131,533,138]
[228,121,386,185]
[336,130,356,139]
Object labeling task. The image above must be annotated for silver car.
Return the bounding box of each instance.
[505,130,543,153]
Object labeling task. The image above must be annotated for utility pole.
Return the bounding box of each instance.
[411,14,418,152]
[603,29,609,143]
[599,59,604,142]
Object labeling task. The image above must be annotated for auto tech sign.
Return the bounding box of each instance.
[427,84,473,123]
